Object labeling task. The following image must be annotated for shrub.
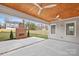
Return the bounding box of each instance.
[27,30,30,37]
[10,30,14,39]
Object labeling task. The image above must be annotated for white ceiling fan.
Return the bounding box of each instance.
[34,3,57,15]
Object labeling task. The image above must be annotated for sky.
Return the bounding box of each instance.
[0,14,24,23]
[0,14,5,23]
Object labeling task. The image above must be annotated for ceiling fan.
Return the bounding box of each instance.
[34,3,57,15]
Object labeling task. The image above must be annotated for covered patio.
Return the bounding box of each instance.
[0,3,79,56]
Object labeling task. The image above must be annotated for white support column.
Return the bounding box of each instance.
[48,23,51,39]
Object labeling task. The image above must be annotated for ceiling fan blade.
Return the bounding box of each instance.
[43,4,57,8]
[33,3,43,15]
[34,3,42,9]
[38,8,43,15]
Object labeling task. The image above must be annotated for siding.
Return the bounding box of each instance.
[48,17,79,44]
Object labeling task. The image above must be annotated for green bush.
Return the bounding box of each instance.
[27,30,30,37]
[10,30,14,39]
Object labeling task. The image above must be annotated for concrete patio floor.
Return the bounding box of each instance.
[0,37,45,55]
[0,37,79,56]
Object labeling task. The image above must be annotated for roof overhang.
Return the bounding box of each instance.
[0,3,79,23]
[0,4,49,24]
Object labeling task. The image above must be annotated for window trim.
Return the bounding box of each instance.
[50,24,56,34]
[65,21,76,37]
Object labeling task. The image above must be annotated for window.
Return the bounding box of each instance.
[51,25,56,34]
[66,22,76,36]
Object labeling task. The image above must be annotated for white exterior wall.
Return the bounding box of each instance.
[48,17,79,43]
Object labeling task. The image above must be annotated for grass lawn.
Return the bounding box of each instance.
[30,33,48,39]
[0,32,16,41]
[29,30,48,39]
[0,30,48,41]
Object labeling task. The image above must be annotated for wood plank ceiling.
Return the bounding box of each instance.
[1,3,79,23]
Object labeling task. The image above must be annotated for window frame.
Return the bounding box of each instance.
[50,24,56,34]
[65,21,76,37]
